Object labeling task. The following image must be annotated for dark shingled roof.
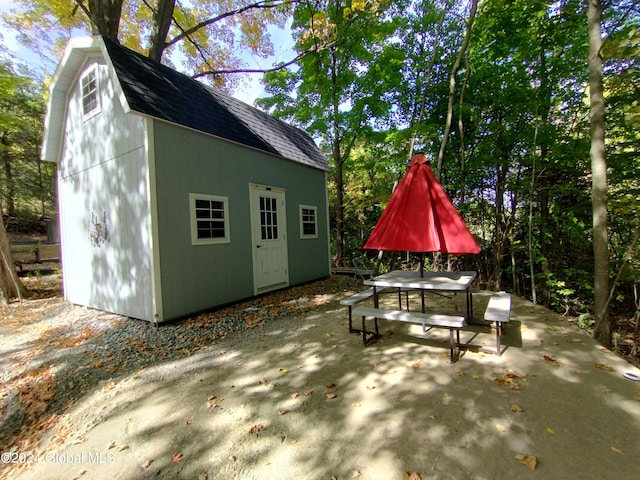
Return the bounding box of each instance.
[102,37,328,171]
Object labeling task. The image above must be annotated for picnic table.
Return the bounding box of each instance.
[364,270,477,319]
[347,271,477,362]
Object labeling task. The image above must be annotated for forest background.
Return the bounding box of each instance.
[0,0,638,355]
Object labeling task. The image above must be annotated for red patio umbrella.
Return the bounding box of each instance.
[364,153,480,260]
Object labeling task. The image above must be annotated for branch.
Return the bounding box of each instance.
[166,0,300,49]
[192,47,313,78]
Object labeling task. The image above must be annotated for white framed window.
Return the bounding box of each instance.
[81,65,101,119]
[189,193,230,245]
[299,205,318,239]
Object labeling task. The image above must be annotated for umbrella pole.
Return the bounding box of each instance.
[420,253,424,277]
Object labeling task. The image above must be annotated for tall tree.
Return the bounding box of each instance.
[435,0,478,178]
[588,0,610,347]
[259,0,396,264]
[0,62,36,303]
[3,0,294,88]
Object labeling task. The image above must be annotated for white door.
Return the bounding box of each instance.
[250,184,289,294]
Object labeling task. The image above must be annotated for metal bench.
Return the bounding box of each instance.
[351,306,465,363]
[340,287,390,336]
[483,291,512,356]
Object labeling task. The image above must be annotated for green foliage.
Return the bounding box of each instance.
[0,59,53,221]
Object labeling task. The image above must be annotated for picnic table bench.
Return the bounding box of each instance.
[351,306,465,362]
[339,287,390,336]
[483,291,511,356]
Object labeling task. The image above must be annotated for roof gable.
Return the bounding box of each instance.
[101,37,328,171]
[42,36,328,172]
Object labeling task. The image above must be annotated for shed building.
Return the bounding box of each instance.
[41,36,331,323]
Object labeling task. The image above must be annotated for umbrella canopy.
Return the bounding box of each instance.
[364,153,480,255]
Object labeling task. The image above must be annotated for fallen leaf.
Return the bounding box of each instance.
[278,409,289,415]
[542,355,559,366]
[456,371,465,376]
[595,363,614,372]
[326,392,337,399]
[291,392,300,399]
[496,424,506,432]
[172,452,183,463]
[366,385,376,390]
[352,470,361,477]
[228,455,237,461]
[198,474,208,480]
[472,375,480,379]
[351,402,361,407]
[511,405,524,412]
[141,458,153,469]
[207,396,223,409]
[305,389,314,396]
[546,427,555,435]
[116,444,129,452]
[72,470,87,480]
[279,368,289,374]
[515,454,537,470]
[404,472,422,480]
[249,424,264,434]
[325,383,336,388]
[410,362,420,369]
[611,446,624,455]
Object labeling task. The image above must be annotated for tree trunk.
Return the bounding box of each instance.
[0,204,28,303]
[1,143,16,217]
[436,0,478,177]
[87,0,123,40]
[588,0,611,347]
[407,1,452,159]
[148,0,176,62]
[330,48,345,265]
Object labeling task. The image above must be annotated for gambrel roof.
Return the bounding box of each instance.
[42,36,328,171]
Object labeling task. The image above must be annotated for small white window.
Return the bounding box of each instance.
[299,205,318,239]
[81,66,101,118]
[189,193,230,245]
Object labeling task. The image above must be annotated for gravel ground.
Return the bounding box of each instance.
[0,275,355,454]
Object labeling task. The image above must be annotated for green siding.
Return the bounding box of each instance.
[151,120,330,321]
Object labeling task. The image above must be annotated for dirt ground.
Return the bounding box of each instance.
[2,279,640,480]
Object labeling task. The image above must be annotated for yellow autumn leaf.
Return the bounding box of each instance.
[511,405,524,412]
[496,424,506,432]
[403,472,422,480]
[611,446,624,455]
[595,363,614,372]
[546,427,555,434]
[515,454,537,470]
